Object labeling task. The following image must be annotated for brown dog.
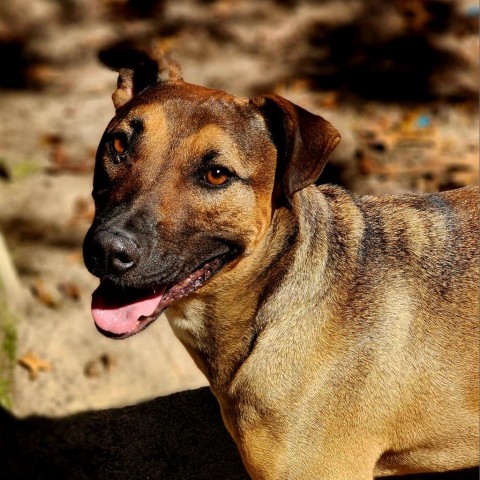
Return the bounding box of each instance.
[83,50,479,479]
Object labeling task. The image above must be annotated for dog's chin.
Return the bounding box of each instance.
[91,253,232,339]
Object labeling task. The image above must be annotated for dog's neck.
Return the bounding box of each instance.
[166,187,344,391]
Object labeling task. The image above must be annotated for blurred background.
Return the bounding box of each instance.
[0,0,478,421]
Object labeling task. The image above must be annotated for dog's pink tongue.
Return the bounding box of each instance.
[91,283,165,335]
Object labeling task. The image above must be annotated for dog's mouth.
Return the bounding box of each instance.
[91,255,228,339]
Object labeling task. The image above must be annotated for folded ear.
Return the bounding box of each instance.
[251,94,340,206]
[99,43,183,111]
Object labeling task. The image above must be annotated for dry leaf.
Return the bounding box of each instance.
[84,353,116,379]
[59,281,81,301]
[31,278,60,308]
[18,351,52,381]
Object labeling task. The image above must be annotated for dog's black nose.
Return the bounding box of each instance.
[89,230,140,275]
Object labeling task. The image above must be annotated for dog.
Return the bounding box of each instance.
[83,49,479,479]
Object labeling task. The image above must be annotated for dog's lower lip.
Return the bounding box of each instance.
[91,253,232,339]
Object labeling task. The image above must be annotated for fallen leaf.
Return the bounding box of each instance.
[84,353,116,378]
[100,353,116,372]
[18,351,52,381]
[58,281,81,301]
[31,278,60,308]
[84,360,100,378]
[317,91,338,108]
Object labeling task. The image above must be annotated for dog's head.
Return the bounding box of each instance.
[83,48,340,338]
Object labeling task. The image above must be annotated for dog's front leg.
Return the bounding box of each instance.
[236,422,380,480]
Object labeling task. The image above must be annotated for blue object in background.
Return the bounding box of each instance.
[416,115,431,128]
[466,5,480,17]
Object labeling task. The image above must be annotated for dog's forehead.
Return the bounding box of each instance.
[105,83,271,163]
[115,82,258,135]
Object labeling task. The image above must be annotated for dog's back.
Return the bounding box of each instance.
[316,184,479,474]
[350,185,479,322]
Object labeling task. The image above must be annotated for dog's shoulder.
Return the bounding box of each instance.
[309,184,478,277]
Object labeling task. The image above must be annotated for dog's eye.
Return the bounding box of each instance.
[204,167,232,186]
[113,136,127,154]
[109,133,128,162]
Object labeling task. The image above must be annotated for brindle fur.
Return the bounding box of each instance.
[84,49,479,479]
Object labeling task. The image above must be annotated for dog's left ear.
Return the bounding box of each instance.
[251,94,340,206]
[99,43,183,111]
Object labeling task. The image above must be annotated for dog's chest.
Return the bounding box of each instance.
[166,304,209,350]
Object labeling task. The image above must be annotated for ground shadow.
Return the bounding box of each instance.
[294,0,476,103]
[0,387,477,479]
[0,388,248,480]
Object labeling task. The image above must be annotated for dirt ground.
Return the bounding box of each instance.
[0,1,478,478]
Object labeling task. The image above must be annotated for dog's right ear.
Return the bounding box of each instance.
[99,43,183,111]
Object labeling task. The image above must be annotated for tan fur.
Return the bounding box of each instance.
[86,52,479,479]
[168,185,478,479]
